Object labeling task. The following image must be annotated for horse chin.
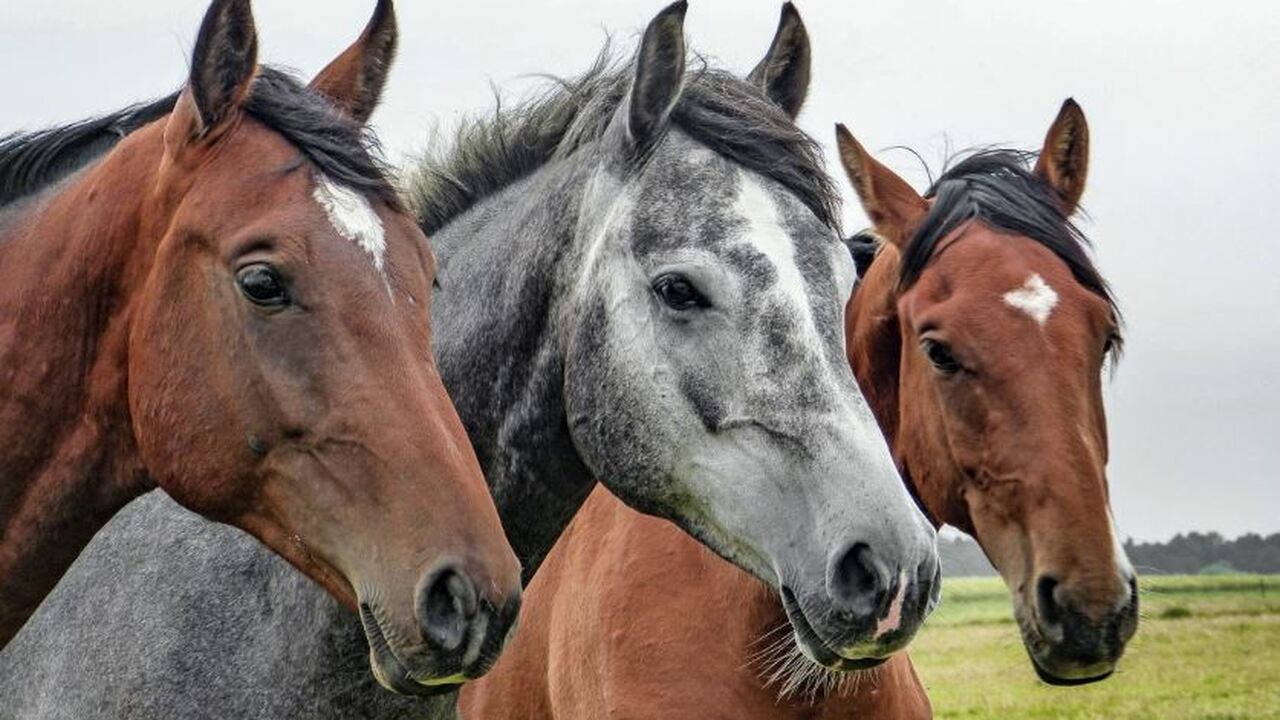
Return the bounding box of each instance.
[1015,611,1118,687]
[360,603,465,697]
[780,587,890,673]
[1029,655,1114,687]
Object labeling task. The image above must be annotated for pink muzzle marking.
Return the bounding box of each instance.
[875,575,909,638]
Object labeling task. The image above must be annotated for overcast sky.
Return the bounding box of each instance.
[3,1,1276,542]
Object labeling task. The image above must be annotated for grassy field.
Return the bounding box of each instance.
[912,575,1280,719]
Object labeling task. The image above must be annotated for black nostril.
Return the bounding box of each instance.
[1036,575,1063,628]
[831,542,889,617]
[416,565,479,654]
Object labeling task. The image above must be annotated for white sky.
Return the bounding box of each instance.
[3,0,1277,542]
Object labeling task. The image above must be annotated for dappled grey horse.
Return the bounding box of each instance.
[0,3,938,717]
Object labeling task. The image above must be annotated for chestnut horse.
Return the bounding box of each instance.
[0,0,520,691]
[0,4,939,718]
[460,97,1138,717]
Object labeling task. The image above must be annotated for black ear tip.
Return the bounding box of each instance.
[197,0,257,41]
[194,0,258,56]
[663,0,689,18]
[212,0,254,22]
[781,2,801,20]
[370,0,398,37]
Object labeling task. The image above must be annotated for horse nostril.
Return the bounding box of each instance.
[830,542,890,618]
[415,564,479,654]
[924,554,943,610]
[1036,575,1064,629]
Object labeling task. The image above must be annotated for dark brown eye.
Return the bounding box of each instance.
[653,273,708,311]
[922,338,962,375]
[237,263,290,308]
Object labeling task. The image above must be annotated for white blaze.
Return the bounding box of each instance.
[1003,273,1059,326]
[313,176,387,277]
[734,173,819,348]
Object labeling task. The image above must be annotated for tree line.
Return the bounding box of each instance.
[938,531,1280,577]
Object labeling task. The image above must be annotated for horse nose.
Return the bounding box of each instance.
[415,562,480,654]
[1034,572,1137,660]
[1035,574,1067,642]
[828,542,892,619]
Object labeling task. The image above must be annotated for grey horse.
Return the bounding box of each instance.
[0,3,938,717]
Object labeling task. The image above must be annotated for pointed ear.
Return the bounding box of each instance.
[835,124,928,248]
[627,1,688,149]
[747,3,810,119]
[310,0,398,124]
[1034,98,1090,214]
[186,0,258,137]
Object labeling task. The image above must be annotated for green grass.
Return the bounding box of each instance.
[913,575,1280,719]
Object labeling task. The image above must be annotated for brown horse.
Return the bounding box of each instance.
[0,0,521,693]
[461,95,1137,716]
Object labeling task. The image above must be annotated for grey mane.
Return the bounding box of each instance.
[406,47,840,235]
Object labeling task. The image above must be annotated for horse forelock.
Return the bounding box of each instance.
[899,149,1121,354]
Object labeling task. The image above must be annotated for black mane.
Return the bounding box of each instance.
[901,150,1118,319]
[405,48,840,235]
[0,94,178,207]
[245,68,399,208]
[0,66,397,210]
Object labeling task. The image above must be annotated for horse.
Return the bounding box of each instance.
[0,3,939,718]
[457,97,1141,717]
[0,0,522,694]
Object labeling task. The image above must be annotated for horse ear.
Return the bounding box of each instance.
[185,0,258,137]
[310,0,398,124]
[1034,98,1090,215]
[835,123,928,249]
[845,231,881,278]
[627,1,688,150]
[747,3,810,119]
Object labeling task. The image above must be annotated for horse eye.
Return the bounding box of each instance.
[237,264,290,308]
[922,338,962,375]
[653,273,708,311]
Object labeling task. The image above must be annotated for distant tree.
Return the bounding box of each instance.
[939,530,1280,578]
[1125,532,1280,575]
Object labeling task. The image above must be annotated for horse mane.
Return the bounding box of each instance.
[901,150,1121,337]
[0,94,178,207]
[405,46,840,236]
[0,66,398,210]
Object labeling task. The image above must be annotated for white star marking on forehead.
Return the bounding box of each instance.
[735,172,811,318]
[312,175,386,277]
[1003,273,1059,326]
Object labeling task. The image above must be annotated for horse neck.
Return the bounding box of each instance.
[847,254,905,454]
[428,156,599,582]
[0,126,166,643]
[846,252,945,527]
